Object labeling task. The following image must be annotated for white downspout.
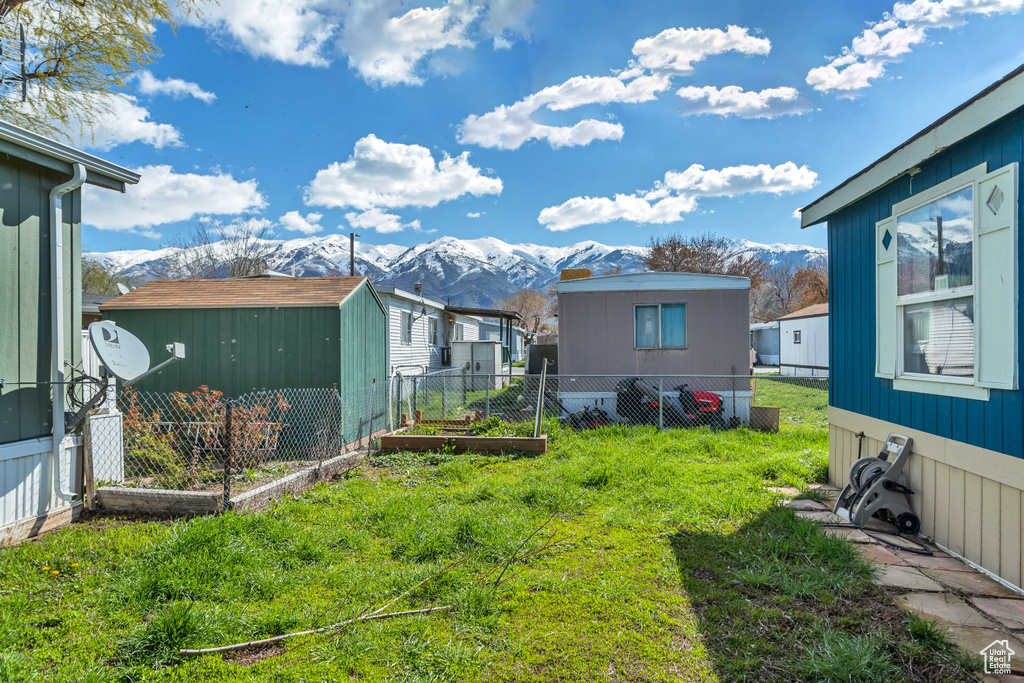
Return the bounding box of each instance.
[50,163,87,501]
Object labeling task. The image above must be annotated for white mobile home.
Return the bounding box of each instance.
[479,320,526,362]
[750,321,780,366]
[778,303,828,377]
[374,286,479,375]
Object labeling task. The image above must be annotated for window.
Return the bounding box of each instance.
[400,311,412,345]
[454,322,465,341]
[875,161,1018,399]
[634,303,686,349]
[793,330,802,344]
[428,317,438,346]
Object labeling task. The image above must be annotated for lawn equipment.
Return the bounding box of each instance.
[674,383,726,431]
[546,389,612,430]
[615,378,724,429]
[833,433,921,535]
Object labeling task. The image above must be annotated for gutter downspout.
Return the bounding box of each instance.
[50,163,86,501]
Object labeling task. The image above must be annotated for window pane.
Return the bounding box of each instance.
[635,305,659,348]
[903,297,974,377]
[454,323,464,341]
[401,312,411,343]
[660,304,686,348]
[897,186,973,296]
[429,318,437,345]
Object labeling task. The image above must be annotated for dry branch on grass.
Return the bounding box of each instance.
[180,507,586,657]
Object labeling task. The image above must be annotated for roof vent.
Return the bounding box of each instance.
[414,282,423,294]
[559,268,592,281]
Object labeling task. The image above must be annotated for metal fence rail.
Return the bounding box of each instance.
[391,373,828,433]
[86,384,383,511]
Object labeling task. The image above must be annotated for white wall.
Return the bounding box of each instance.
[0,436,80,541]
[383,295,445,374]
[780,315,829,376]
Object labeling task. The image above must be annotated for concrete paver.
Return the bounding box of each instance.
[872,565,944,591]
[823,527,875,543]
[971,597,1024,630]
[943,627,1024,673]
[858,544,907,565]
[894,592,996,628]
[795,510,842,523]
[784,498,828,511]
[893,549,969,571]
[922,569,1022,598]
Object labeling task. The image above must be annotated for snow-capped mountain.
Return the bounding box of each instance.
[85,236,826,307]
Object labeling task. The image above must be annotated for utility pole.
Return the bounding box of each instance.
[350,232,360,277]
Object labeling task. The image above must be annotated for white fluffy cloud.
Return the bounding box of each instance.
[458,25,774,150]
[807,0,1022,93]
[538,161,818,231]
[136,71,217,103]
[188,0,535,85]
[30,92,183,151]
[346,208,421,233]
[632,25,771,75]
[279,210,324,234]
[676,85,809,118]
[84,165,267,236]
[306,134,502,210]
[467,211,483,218]
[183,0,336,67]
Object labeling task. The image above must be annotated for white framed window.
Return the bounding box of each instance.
[634,303,686,349]
[428,317,438,346]
[454,322,465,341]
[794,330,802,344]
[400,311,412,345]
[875,162,1018,400]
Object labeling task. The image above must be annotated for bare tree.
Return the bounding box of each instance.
[751,264,797,321]
[493,288,549,345]
[643,232,768,289]
[155,217,274,280]
[792,261,829,309]
[81,257,135,295]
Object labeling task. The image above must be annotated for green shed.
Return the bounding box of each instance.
[100,276,389,398]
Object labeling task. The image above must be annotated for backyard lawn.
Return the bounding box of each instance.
[0,420,977,681]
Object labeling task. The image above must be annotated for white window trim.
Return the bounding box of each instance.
[428,317,438,347]
[889,163,988,401]
[633,302,687,350]
[793,330,802,344]
[400,311,412,345]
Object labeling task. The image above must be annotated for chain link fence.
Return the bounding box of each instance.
[85,384,383,514]
[81,372,826,516]
[390,372,828,433]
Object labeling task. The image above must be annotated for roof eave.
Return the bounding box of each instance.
[0,120,140,190]
[800,63,1024,228]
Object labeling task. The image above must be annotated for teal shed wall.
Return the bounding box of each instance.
[103,281,388,398]
[0,157,82,445]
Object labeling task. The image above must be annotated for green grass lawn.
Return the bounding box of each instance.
[0,421,976,682]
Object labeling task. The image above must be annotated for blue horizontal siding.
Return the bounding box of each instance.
[828,109,1024,459]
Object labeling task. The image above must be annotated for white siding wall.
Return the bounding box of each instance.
[384,296,444,374]
[0,437,79,538]
[780,315,829,376]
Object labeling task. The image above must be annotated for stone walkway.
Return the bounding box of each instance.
[779,485,1024,682]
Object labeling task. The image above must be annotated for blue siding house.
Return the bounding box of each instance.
[801,65,1024,587]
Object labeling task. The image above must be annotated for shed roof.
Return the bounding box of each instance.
[0,120,140,192]
[777,303,828,321]
[800,63,1024,228]
[556,271,749,294]
[100,276,371,310]
[82,292,116,314]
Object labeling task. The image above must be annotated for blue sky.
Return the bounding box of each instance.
[76,0,1024,253]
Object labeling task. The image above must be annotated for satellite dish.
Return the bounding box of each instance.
[88,321,151,382]
[116,283,130,295]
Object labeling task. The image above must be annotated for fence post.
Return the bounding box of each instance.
[83,415,95,510]
[485,383,490,419]
[658,377,664,431]
[462,367,468,405]
[223,399,233,513]
[412,377,418,420]
[533,359,548,438]
[441,373,447,418]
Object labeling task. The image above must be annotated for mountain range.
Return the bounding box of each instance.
[85,235,826,307]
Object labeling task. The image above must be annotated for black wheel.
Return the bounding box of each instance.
[708,414,726,431]
[896,513,921,535]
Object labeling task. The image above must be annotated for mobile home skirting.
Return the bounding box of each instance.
[830,406,1024,589]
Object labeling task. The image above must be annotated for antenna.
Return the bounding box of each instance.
[88,321,185,384]
[116,283,130,295]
